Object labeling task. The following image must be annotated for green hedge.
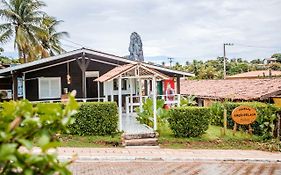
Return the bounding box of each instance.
[68,102,118,136]
[168,107,210,137]
[210,101,280,139]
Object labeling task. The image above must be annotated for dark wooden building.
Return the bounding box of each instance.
[0,48,193,102]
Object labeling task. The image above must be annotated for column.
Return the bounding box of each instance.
[176,75,181,94]
[23,73,26,99]
[12,72,18,100]
[118,77,122,131]
[138,78,143,112]
[152,76,157,130]
[97,81,100,101]
[130,78,133,113]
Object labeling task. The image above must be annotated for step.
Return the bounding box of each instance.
[122,132,158,140]
[123,138,158,146]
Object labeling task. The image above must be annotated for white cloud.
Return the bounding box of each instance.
[1,0,281,63]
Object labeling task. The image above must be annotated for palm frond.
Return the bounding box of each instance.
[0,28,13,43]
[52,31,69,39]
[0,23,12,32]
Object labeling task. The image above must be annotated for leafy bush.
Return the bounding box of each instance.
[68,102,118,136]
[168,107,211,137]
[209,101,224,126]
[209,101,280,139]
[0,94,78,174]
[180,95,197,107]
[136,98,169,128]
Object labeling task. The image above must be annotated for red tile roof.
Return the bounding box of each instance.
[227,70,281,79]
[181,79,281,100]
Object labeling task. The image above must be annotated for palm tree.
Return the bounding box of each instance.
[0,0,46,63]
[39,16,69,57]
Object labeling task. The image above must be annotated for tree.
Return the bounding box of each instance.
[0,0,47,63]
[250,59,263,64]
[39,16,69,57]
[269,62,281,71]
[0,93,79,174]
[0,47,18,64]
[271,53,281,62]
[0,0,68,62]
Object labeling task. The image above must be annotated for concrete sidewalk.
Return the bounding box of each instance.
[56,147,281,163]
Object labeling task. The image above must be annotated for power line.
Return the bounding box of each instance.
[234,43,280,49]
[61,38,84,47]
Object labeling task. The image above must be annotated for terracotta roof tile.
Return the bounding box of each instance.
[227,70,281,79]
[181,79,281,100]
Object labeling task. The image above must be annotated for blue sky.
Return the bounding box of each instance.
[1,0,281,64]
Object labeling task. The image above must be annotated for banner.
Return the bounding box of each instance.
[164,79,175,102]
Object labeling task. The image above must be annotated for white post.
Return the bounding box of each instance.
[110,81,114,102]
[130,78,133,113]
[97,81,100,102]
[22,73,26,99]
[139,78,143,112]
[152,76,157,130]
[126,96,129,115]
[177,94,181,107]
[118,77,123,131]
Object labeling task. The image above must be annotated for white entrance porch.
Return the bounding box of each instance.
[95,63,170,131]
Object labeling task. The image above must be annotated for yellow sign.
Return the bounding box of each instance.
[273,97,281,107]
[231,106,257,125]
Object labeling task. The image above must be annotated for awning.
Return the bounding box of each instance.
[95,63,170,82]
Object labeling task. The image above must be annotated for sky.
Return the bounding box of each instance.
[1,0,281,64]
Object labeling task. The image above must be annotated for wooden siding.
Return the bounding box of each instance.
[25,59,116,101]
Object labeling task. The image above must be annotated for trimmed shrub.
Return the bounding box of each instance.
[209,101,280,139]
[168,107,211,137]
[68,102,118,136]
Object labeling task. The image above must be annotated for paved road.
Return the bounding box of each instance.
[68,161,281,175]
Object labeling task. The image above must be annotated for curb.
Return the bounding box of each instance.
[58,155,281,163]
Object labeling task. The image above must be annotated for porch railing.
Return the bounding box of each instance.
[30,97,107,103]
[125,94,181,114]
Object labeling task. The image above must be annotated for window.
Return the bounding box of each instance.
[113,79,118,90]
[39,77,61,99]
[113,79,127,90]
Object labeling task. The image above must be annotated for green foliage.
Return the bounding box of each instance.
[68,102,118,136]
[209,101,280,139]
[0,48,18,64]
[271,53,281,62]
[268,62,281,71]
[172,57,275,79]
[0,0,68,62]
[136,98,169,128]
[209,102,224,126]
[0,94,78,174]
[168,107,210,137]
[180,95,197,107]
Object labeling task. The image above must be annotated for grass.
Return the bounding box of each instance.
[158,124,280,151]
[58,133,122,148]
[56,125,280,152]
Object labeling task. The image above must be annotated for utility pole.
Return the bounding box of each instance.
[223,43,234,79]
[168,57,174,67]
